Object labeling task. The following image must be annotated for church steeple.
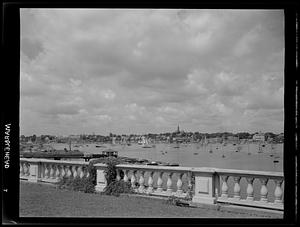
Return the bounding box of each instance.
[177,125,180,133]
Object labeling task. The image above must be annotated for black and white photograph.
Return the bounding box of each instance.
[2,5,298,223]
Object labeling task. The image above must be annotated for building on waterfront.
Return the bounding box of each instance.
[226,136,239,143]
[252,132,265,142]
[207,137,223,143]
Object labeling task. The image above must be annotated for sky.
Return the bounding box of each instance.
[20,9,284,136]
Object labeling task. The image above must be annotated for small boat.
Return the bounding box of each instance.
[102,149,118,157]
[147,161,158,166]
[193,152,198,155]
[142,145,152,148]
[209,150,213,153]
[273,160,279,163]
[168,163,180,166]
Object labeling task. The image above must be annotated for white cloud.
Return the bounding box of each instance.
[20,9,284,135]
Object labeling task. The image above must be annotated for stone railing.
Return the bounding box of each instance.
[20,158,90,183]
[94,164,284,210]
[214,168,284,210]
[20,158,284,211]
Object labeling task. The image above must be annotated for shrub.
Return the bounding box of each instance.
[102,180,135,196]
[103,158,121,185]
[56,157,131,195]
[56,162,96,194]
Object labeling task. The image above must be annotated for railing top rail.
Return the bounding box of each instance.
[115,164,193,172]
[20,158,89,166]
[214,168,284,178]
[22,157,283,178]
[191,167,217,173]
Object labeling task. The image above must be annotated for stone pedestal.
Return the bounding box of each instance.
[191,168,217,205]
[95,164,107,192]
[28,161,41,182]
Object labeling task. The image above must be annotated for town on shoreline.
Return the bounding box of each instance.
[20,127,284,145]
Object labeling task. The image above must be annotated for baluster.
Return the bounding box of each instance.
[274,179,283,204]
[138,171,145,193]
[116,169,121,181]
[27,163,31,176]
[176,172,184,195]
[147,171,154,193]
[23,163,28,177]
[50,164,55,179]
[131,170,137,189]
[72,165,78,178]
[123,170,129,182]
[246,177,254,201]
[60,165,65,178]
[78,166,84,178]
[260,178,269,202]
[221,175,229,198]
[44,164,49,179]
[156,172,163,193]
[55,165,60,179]
[233,176,241,199]
[66,165,72,178]
[20,163,24,176]
[166,172,173,195]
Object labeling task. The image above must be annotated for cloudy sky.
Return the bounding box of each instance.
[20,9,284,136]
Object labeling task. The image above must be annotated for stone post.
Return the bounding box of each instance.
[28,160,41,183]
[94,163,108,192]
[191,167,217,204]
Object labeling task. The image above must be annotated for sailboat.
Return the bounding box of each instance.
[142,137,152,148]
[258,142,263,153]
[247,142,251,155]
[111,137,116,146]
[209,143,213,153]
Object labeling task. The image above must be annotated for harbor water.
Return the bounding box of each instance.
[51,142,283,172]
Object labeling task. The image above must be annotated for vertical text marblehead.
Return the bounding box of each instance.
[4,123,11,169]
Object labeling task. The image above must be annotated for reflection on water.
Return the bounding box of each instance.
[51,142,283,172]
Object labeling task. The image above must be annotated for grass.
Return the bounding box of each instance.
[19,181,283,218]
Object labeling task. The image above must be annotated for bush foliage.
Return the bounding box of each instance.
[102,180,134,196]
[56,156,133,195]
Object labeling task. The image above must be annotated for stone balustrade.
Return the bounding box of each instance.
[115,164,193,198]
[20,158,90,183]
[20,158,284,211]
[215,168,284,210]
